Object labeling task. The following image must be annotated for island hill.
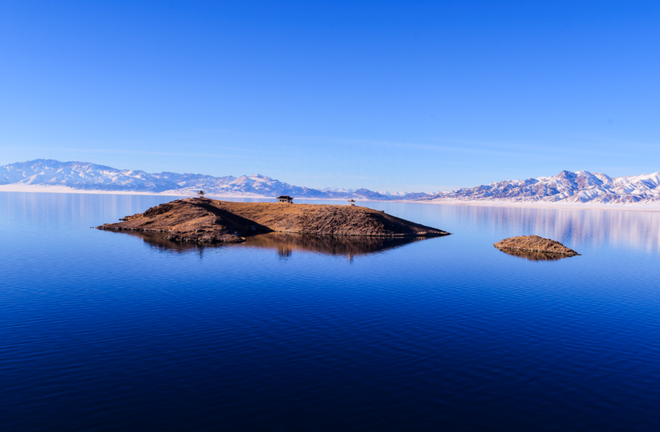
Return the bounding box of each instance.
[494,235,579,260]
[97,197,450,244]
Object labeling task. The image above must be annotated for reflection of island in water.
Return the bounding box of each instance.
[119,231,431,260]
[495,248,571,261]
[241,233,428,260]
[118,231,204,253]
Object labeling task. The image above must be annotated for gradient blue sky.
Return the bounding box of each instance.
[1,1,658,192]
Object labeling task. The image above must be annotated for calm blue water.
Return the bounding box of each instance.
[2,192,660,431]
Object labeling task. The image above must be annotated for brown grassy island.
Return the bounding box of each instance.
[97,198,450,244]
[494,235,579,259]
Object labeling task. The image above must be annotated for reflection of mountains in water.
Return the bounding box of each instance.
[119,231,432,258]
[495,248,572,261]
[437,204,660,253]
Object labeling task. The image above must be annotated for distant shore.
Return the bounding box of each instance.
[2,184,660,212]
[399,198,660,213]
[0,184,251,198]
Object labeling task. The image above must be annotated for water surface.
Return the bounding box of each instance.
[1,192,660,431]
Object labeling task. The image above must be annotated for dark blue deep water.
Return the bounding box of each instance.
[2,192,660,431]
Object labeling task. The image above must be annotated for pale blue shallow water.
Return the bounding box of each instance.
[1,192,660,431]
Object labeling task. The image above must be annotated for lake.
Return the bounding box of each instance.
[1,192,660,431]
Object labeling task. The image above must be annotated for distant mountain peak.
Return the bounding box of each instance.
[428,169,660,204]
[0,159,411,200]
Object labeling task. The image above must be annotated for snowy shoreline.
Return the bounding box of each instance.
[3,184,660,212]
[412,199,660,212]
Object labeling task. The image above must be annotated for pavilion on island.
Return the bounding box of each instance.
[277,195,294,204]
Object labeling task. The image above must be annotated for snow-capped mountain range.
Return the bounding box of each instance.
[0,159,401,200]
[1,159,660,205]
[427,170,660,204]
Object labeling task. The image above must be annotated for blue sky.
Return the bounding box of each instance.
[1,1,658,192]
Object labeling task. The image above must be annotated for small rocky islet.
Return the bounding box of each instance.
[97,198,450,244]
[494,235,579,260]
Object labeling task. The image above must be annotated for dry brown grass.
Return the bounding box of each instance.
[98,198,449,244]
[494,235,579,257]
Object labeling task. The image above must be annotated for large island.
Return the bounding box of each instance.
[97,198,450,244]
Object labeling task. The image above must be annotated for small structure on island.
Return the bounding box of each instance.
[197,190,205,198]
[277,195,293,204]
[348,199,356,206]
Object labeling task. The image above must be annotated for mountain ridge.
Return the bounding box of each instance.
[2,159,660,204]
[426,169,660,204]
[0,159,406,200]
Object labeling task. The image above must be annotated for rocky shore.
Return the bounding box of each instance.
[97,198,450,244]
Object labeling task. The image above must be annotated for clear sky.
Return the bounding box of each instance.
[1,1,658,192]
